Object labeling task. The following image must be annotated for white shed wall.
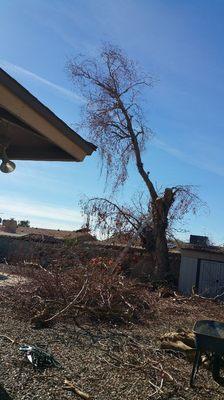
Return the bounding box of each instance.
[178,256,197,295]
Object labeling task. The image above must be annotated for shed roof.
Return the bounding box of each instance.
[181,244,224,256]
[0,68,96,161]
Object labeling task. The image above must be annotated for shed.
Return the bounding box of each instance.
[0,68,96,165]
[178,246,224,297]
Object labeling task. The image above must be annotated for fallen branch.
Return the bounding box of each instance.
[63,378,93,400]
[44,279,88,323]
[36,263,55,277]
[0,335,16,344]
[115,220,148,268]
[148,376,164,398]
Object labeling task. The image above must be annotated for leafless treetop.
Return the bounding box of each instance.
[67,43,153,189]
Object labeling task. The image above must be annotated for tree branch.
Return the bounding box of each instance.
[116,96,158,201]
[88,197,140,229]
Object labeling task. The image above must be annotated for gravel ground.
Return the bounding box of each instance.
[1,291,224,399]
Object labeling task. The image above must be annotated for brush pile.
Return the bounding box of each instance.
[2,263,155,326]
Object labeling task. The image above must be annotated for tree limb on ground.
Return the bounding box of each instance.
[44,279,88,323]
[0,335,16,343]
[63,378,93,399]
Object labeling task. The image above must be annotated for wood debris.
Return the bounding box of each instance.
[64,378,93,399]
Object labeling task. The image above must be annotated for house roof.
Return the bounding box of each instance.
[0,68,96,161]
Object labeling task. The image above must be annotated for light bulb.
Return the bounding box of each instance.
[0,159,16,173]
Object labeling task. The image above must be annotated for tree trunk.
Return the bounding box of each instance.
[152,196,172,279]
[154,222,170,279]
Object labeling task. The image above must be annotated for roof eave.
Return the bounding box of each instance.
[0,68,97,158]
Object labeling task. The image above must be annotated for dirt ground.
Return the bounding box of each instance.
[1,289,224,400]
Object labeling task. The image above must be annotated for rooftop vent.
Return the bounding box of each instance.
[190,235,209,247]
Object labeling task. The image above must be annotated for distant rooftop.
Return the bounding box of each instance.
[16,226,95,240]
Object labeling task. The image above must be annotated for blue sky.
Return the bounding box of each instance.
[1,0,224,243]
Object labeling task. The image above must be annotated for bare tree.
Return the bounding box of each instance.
[81,186,202,252]
[68,44,203,277]
[80,192,151,244]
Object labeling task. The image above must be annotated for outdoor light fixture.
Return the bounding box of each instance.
[0,136,16,173]
[0,149,16,173]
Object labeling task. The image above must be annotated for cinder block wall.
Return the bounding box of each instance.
[0,235,180,283]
